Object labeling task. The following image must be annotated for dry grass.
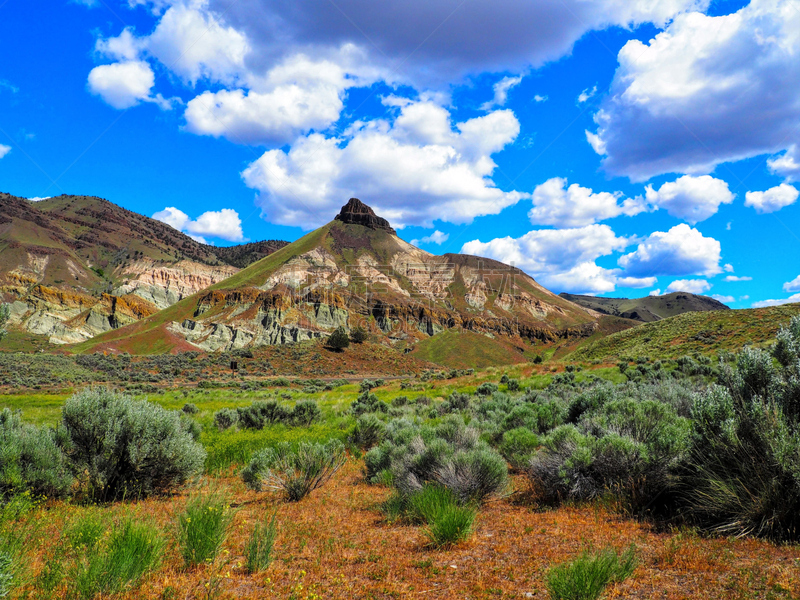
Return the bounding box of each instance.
[15,463,800,600]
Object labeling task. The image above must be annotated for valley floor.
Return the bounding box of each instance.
[15,462,800,600]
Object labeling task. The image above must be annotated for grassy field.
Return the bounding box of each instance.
[3,373,799,600]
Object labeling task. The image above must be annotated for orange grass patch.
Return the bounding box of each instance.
[18,464,800,600]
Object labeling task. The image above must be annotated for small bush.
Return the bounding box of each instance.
[425,502,476,549]
[178,494,233,568]
[349,414,385,450]
[181,403,199,415]
[245,511,278,574]
[291,400,321,426]
[391,396,409,408]
[547,546,636,600]
[507,379,521,392]
[499,428,540,471]
[476,382,499,396]
[213,408,239,431]
[351,392,389,416]
[242,440,347,501]
[237,401,290,430]
[350,326,368,344]
[0,408,73,499]
[61,388,206,500]
[326,327,350,351]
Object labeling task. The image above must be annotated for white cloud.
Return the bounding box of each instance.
[96,28,145,61]
[725,275,752,282]
[588,1,800,181]
[768,145,800,182]
[183,54,352,145]
[645,175,734,224]
[528,177,646,227]
[411,231,449,246]
[744,183,799,214]
[27,197,52,202]
[241,99,525,229]
[740,295,749,301]
[665,279,710,294]
[724,263,734,272]
[152,206,244,241]
[618,223,722,277]
[649,289,661,296]
[534,95,548,102]
[784,275,800,293]
[712,294,735,304]
[147,1,250,86]
[481,76,522,110]
[460,224,641,294]
[0,145,10,159]
[752,294,800,308]
[87,61,170,110]
[577,85,597,104]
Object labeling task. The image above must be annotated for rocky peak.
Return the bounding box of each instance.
[334,198,396,235]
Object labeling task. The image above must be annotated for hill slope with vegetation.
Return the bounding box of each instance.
[560,291,729,323]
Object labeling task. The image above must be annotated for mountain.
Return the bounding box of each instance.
[559,291,730,323]
[0,193,286,344]
[73,198,611,355]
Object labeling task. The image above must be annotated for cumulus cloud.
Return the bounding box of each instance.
[152,206,244,242]
[481,76,523,110]
[784,275,800,293]
[534,95,548,102]
[87,61,156,109]
[712,294,734,304]
[241,99,525,229]
[411,231,449,246]
[768,145,800,182]
[460,224,648,294]
[649,289,661,296]
[183,54,353,145]
[725,275,752,282]
[618,224,722,277]
[752,294,800,308]
[665,279,710,294]
[0,145,10,159]
[744,183,799,214]
[588,0,800,181]
[95,28,145,61]
[645,175,734,224]
[528,177,646,227]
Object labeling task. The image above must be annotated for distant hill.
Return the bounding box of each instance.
[559,291,729,323]
[0,193,286,344]
[568,303,800,362]
[73,198,606,355]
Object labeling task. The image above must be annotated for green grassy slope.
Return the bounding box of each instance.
[568,303,800,361]
[411,330,536,369]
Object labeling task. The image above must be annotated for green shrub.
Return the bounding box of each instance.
[245,510,278,574]
[182,403,199,415]
[213,408,239,431]
[499,428,540,471]
[178,494,233,567]
[237,400,290,429]
[349,326,368,344]
[70,518,163,599]
[350,392,389,416]
[507,379,521,392]
[476,382,499,396]
[291,400,321,426]
[242,440,347,501]
[425,502,476,549]
[391,396,409,408]
[547,546,636,600]
[326,327,350,351]
[348,414,385,450]
[0,408,73,499]
[0,552,12,598]
[61,387,206,500]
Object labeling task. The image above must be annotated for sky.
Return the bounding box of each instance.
[1,0,800,308]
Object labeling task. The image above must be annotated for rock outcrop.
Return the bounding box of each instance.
[334,198,396,234]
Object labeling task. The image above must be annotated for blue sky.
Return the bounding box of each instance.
[1,0,799,308]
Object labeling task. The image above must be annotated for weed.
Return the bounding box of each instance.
[245,510,278,574]
[546,546,637,600]
[178,494,233,568]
